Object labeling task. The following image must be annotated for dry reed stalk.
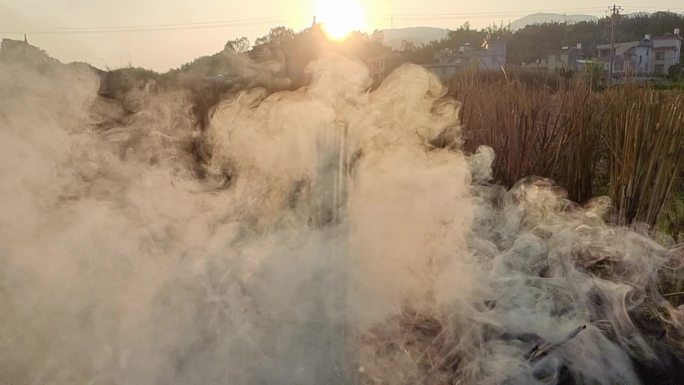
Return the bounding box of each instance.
[604,87,684,226]
[451,73,683,230]
[452,74,575,190]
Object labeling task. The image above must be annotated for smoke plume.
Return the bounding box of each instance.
[0,48,682,385]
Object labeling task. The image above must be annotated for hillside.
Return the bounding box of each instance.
[409,11,684,65]
[381,27,449,49]
[510,12,599,30]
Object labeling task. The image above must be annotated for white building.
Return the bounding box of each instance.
[653,29,682,75]
[547,44,586,73]
[427,37,506,79]
[597,28,681,76]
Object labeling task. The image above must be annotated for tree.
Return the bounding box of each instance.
[224,37,250,53]
[254,36,269,47]
[268,26,295,45]
[401,39,416,53]
[370,29,384,44]
[484,22,511,39]
[399,11,684,66]
[254,26,295,47]
[584,61,603,89]
[446,27,487,50]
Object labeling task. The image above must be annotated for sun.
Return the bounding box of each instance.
[315,0,365,41]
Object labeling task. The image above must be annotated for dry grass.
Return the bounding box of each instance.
[359,310,459,385]
[603,87,684,226]
[449,72,684,236]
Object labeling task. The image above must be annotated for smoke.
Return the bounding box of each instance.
[0,50,682,385]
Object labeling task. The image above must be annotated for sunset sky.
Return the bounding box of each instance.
[1,0,682,71]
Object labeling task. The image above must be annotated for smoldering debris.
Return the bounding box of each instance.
[0,39,683,385]
[358,176,683,385]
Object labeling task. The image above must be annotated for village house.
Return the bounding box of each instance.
[427,37,506,79]
[653,28,682,74]
[597,28,681,76]
[547,44,586,73]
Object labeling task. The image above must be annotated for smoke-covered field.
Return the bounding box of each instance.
[0,44,682,385]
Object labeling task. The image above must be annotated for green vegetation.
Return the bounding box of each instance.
[410,11,684,65]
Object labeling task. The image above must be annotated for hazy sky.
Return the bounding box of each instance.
[1,0,682,71]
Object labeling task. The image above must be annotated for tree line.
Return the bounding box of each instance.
[409,11,684,65]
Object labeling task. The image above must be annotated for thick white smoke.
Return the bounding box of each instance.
[0,51,681,385]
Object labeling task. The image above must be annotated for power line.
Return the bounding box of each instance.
[386,7,607,18]
[366,8,607,23]
[1,7,610,34]
[2,5,680,35]
[0,17,295,34]
[619,4,684,10]
[0,16,289,31]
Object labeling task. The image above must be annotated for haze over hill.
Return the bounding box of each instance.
[509,13,599,30]
[379,13,602,49]
[1,0,681,71]
[0,3,94,62]
[381,27,448,50]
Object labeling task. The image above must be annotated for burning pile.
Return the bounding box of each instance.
[0,40,682,385]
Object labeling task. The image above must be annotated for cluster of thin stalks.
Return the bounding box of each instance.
[449,72,684,241]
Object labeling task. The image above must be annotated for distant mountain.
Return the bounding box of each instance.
[510,13,599,30]
[380,27,448,50]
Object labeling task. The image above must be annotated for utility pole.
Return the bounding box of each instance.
[608,4,622,86]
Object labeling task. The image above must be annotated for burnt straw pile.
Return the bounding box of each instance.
[0,39,683,385]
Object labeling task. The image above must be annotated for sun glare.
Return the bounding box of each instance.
[315,0,365,41]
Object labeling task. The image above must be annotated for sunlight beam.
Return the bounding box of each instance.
[315,0,365,41]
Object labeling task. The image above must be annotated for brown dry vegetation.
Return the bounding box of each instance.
[360,73,684,385]
[449,72,684,241]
